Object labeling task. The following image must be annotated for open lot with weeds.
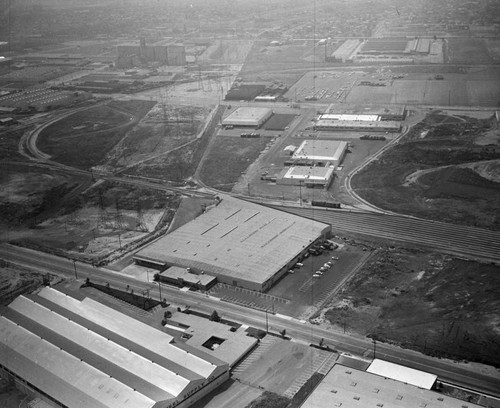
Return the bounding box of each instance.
[351,112,500,229]
[325,246,500,367]
[199,136,270,191]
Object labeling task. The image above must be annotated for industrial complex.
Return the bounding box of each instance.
[0,286,230,408]
[134,197,329,291]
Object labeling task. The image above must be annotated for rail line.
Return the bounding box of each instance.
[268,206,500,263]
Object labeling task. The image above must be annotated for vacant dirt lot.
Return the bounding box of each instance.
[199,136,270,191]
[324,246,500,367]
[37,100,155,169]
[352,112,500,229]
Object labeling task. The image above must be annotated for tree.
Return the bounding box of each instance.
[210,310,221,322]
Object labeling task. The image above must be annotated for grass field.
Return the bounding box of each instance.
[325,246,500,367]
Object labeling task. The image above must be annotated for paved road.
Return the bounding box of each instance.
[267,205,500,264]
[1,244,499,397]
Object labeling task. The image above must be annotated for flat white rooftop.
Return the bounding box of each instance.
[292,140,347,162]
[320,113,380,121]
[367,359,437,390]
[222,107,272,126]
[282,166,335,182]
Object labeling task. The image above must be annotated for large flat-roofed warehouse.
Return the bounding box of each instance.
[301,363,483,408]
[0,287,228,408]
[221,107,272,128]
[291,140,348,167]
[314,112,401,132]
[134,197,329,291]
[278,166,335,188]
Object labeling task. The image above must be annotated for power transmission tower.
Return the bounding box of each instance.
[136,202,148,232]
[114,199,126,230]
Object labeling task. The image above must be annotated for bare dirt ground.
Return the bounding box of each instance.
[351,111,500,229]
[323,245,500,367]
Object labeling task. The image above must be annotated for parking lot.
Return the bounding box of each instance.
[208,240,372,320]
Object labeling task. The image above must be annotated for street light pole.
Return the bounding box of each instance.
[72,260,78,280]
[265,309,269,333]
[157,281,162,301]
[373,339,376,359]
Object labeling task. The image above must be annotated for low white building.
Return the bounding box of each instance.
[221,107,272,128]
[278,166,335,188]
[291,140,348,167]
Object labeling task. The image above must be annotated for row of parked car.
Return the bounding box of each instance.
[308,240,338,256]
[313,257,338,278]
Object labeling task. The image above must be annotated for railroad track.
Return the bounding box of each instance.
[268,206,500,263]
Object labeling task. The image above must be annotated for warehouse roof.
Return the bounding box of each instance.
[135,197,328,288]
[315,119,401,130]
[367,359,437,390]
[292,140,347,162]
[282,166,335,182]
[301,364,482,408]
[222,107,272,126]
[320,113,380,121]
[0,287,228,408]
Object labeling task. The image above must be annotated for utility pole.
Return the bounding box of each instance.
[373,339,377,359]
[72,260,78,280]
[157,281,162,301]
[265,309,269,333]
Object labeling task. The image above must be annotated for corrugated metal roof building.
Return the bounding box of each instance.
[134,197,329,291]
[301,364,482,408]
[0,287,229,408]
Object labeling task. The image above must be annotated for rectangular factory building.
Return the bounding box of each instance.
[134,196,329,291]
[291,140,348,167]
[278,166,335,188]
[314,119,401,132]
[0,287,229,408]
[221,107,272,128]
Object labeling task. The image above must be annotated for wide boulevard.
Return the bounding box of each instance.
[1,243,499,398]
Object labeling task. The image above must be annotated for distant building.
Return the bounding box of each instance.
[0,287,229,408]
[291,140,348,168]
[221,107,273,128]
[116,41,186,68]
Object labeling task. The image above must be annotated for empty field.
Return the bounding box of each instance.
[447,38,494,64]
[326,247,500,367]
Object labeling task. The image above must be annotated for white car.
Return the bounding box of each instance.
[312,274,321,278]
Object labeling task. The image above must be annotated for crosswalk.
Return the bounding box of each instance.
[231,336,280,376]
[283,350,338,399]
